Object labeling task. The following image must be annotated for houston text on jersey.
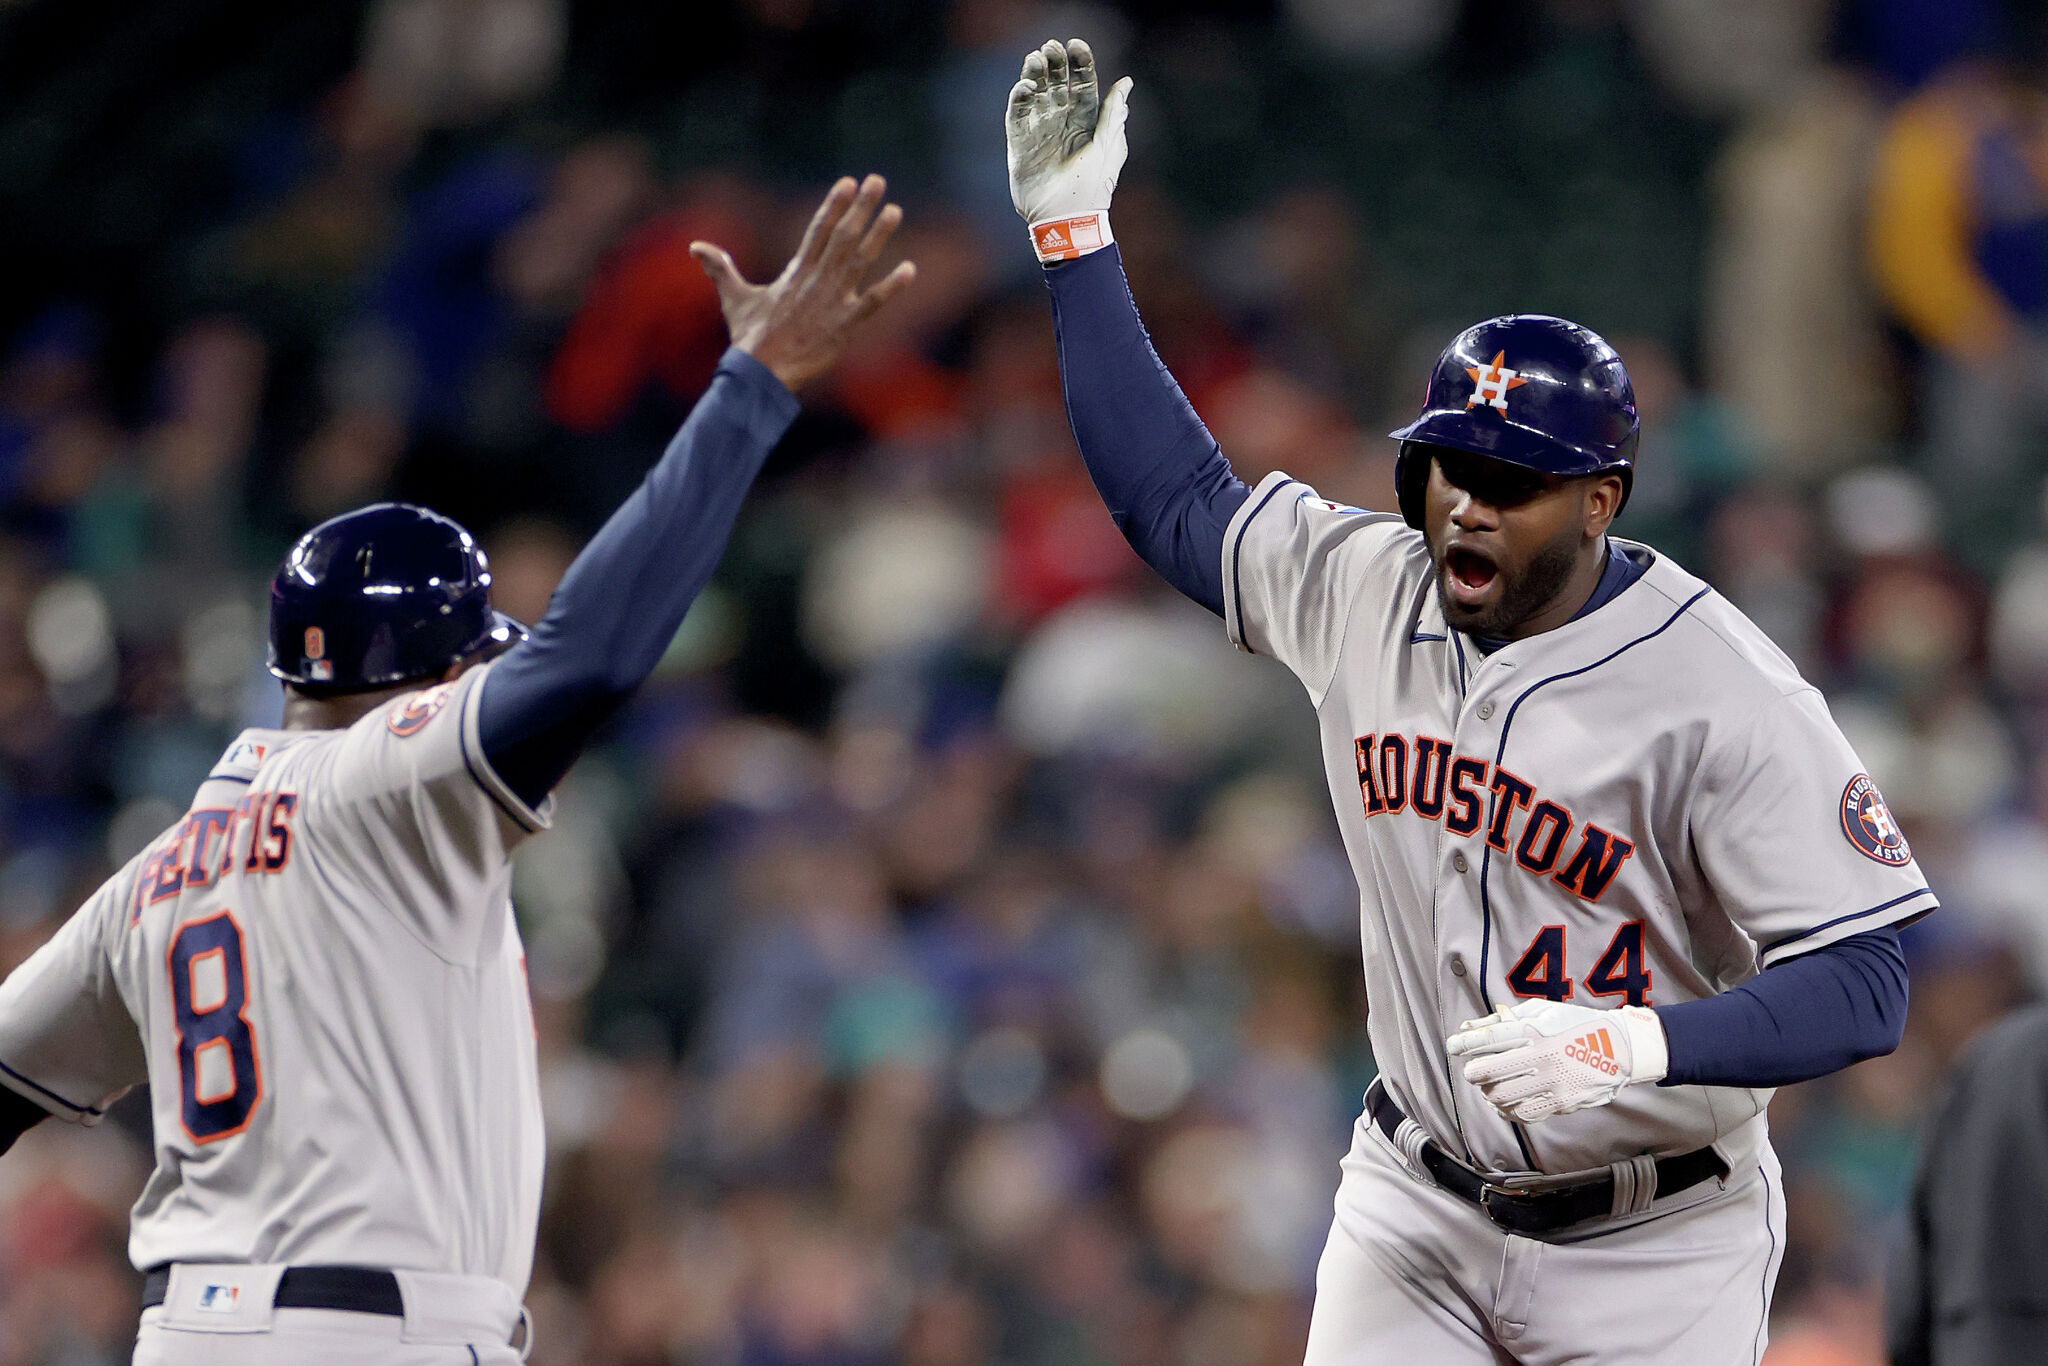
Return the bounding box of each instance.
[1352,731,1635,902]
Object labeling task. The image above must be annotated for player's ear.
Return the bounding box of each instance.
[1583,474,1623,538]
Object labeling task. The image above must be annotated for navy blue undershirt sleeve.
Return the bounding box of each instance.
[1044,246,1249,615]
[1655,926,1909,1088]
[477,347,798,806]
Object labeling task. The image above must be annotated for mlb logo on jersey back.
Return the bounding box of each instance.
[1841,773,1911,866]
[196,1282,240,1312]
[219,737,268,770]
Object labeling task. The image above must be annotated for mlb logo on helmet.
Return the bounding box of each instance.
[1841,774,1911,866]
[304,627,334,683]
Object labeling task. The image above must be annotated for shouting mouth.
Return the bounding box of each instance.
[1443,545,1500,607]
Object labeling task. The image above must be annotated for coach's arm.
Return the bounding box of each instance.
[476,177,914,807]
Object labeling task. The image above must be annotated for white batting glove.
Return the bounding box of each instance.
[1447,1001,1669,1124]
[1005,37,1132,264]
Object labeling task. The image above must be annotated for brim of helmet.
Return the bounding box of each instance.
[1388,410,1625,478]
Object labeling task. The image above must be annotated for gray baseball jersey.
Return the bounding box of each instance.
[0,662,547,1293]
[1223,471,1936,1177]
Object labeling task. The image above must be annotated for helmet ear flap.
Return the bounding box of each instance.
[1396,441,1431,530]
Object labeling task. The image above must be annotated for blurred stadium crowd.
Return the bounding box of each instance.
[1,0,2046,1362]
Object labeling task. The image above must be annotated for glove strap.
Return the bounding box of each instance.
[1618,1006,1669,1084]
[1030,213,1112,263]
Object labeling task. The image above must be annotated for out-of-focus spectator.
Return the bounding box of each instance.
[1868,54,2048,554]
[1705,68,1895,475]
[360,0,566,129]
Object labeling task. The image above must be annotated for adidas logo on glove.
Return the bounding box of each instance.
[1563,1028,1621,1076]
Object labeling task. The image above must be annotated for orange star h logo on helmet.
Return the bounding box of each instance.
[1466,351,1528,411]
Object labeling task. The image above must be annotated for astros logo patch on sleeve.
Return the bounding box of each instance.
[1841,773,1911,865]
[388,681,457,737]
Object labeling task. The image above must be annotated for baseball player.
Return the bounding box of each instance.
[0,174,914,1365]
[1008,40,1932,1363]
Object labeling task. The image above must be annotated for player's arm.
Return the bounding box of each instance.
[1008,40,1250,615]
[1652,925,1906,1086]
[477,177,915,806]
[1447,929,1909,1123]
[0,871,148,1149]
[1450,687,1933,1122]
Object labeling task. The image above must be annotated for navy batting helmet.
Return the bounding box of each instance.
[1388,314,1638,529]
[267,502,525,693]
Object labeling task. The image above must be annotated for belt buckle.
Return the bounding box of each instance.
[1479,1182,1545,1233]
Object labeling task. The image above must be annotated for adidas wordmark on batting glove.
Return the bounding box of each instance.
[1447,999,1669,1124]
[1006,38,1131,264]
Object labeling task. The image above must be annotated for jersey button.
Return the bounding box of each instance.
[1477,700,1495,721]
[1452,851,1469,873]
[1450,953,1467,977]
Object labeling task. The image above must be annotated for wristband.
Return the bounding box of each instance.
[1620,1006,1669,1084]
[1030,213,1112,263]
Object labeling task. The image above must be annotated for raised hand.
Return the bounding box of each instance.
[689,175,916,392]
[1005,38,1130,260]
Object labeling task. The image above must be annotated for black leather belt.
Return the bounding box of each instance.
[142,1265,404,1317]
[1366,1080,1726,1234]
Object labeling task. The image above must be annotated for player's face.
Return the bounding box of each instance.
[1422,448,1614,638]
